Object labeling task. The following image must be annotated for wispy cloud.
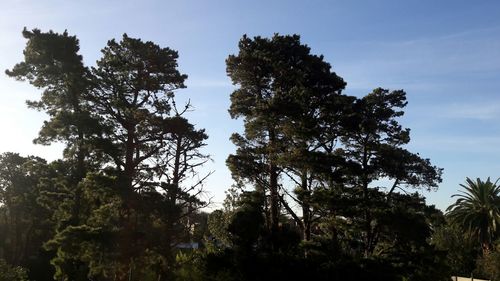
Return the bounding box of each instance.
[437,102,500,120]
[336,25,500,94]
[411,134,500,154]
[407,99,500,121]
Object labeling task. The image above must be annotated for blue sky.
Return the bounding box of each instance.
[1,0,500,210]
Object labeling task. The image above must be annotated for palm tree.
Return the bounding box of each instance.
[446,177,500,255]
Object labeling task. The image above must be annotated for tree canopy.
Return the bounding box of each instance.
[4,29,209,281]
[0,30,483,281]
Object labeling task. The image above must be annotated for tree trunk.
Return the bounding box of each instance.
[268,129,280,237]
[124,127,136,192]
[362,142,373,257]
[269,162,279,234]
[301,173,311,241]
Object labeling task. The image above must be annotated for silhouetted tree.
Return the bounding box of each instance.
[7,29,210,281]
[339,88,443,257]
[6,29,102,279]
[226,34,349,244]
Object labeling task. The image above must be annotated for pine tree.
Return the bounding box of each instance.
[226,34,349,243]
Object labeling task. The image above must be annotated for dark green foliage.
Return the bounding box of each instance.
[329,88,443,262]
[207,209,232,248]
[6,28,104,279]
[341,88,443,195]
[311,187,450,280]
[177,189,450,281]
[440,177,500,280]
[5,28,101,173]
[227,191,265,250]
[226,33,351,243]
[432,223,479,277]
[0,259,28,281]
[6,28,209,281]
[447,177,500,254]
[2,30,464,281]
[476,241,500,281]
[91,34,190,187]
[223,34,447,281]
[0,153,55,280]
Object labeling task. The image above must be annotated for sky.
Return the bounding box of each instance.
[0,0,500,210]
